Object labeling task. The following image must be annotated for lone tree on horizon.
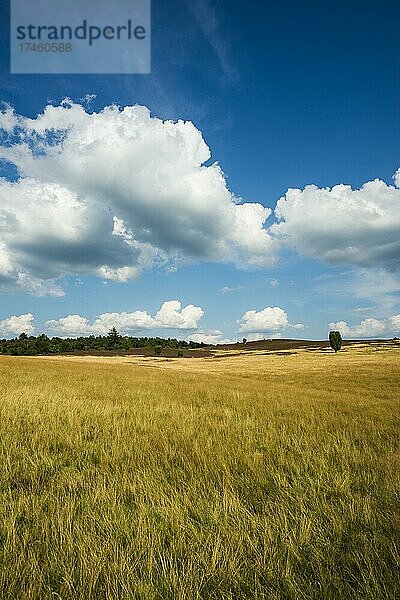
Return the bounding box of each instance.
[329,330,342,353]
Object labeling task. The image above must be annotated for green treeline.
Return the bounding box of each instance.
[0,327,205,356]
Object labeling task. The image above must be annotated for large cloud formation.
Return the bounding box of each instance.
[0,100,276,295]
[1,100,400,301]
[45,300,204,337]
[271,179,400,269]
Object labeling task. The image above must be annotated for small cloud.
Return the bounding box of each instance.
[329,313,400,338]
[269,278,279,288]
[291,323,305,330]
[238,306,289,333]
[238,306,304,336]
[188,329,230,344]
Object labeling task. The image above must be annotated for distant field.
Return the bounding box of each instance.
[0,346,399,599]
[45,336,400,358]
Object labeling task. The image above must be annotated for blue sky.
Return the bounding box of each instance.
[0,0,399,342]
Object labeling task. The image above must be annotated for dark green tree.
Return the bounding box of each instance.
[35,334,50,354]
[107,326,121,349]
[329,330,342,353]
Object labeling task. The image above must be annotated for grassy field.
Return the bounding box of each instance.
[0,345,399,599]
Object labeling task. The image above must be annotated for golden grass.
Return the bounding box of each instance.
[0,346,399,599]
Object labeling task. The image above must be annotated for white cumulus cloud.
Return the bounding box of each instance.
[239,306,289,333]
[45,300,204,337]
[45,315,93,338]
[388,314,400,330]
[271,178,400,269]
[188,330,225,344]
[0,313,35,337]
[238,306,303,335]
[154,300,203,329]
[329,314,400,338]
[0,100,277,295]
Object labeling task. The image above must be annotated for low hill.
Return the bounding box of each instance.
[213,337,399,352]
